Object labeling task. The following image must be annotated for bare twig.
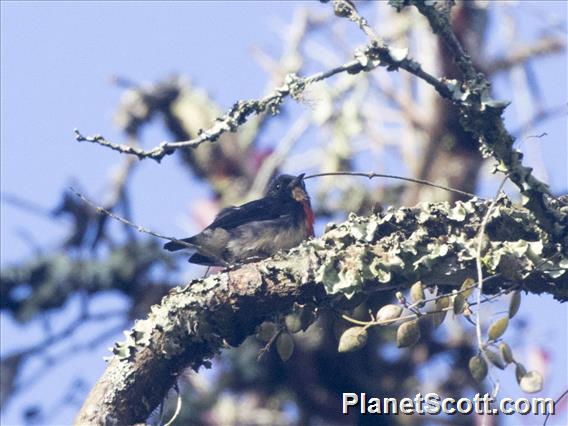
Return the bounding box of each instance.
[69,188,228,266]
[475,178,507,344]
[4,310,124,360]
[257,327,283,362]
[474,176,508,423]
[543,388,568,426]
[511,104,568,137]
[163,382,182,426]
[304,171,477,198]
[75,7,458,164]
[74,59,363,162]
[1,192,54,217]
[70,188,186,246]
[341,276,510,329]
[331,0,453,98]
[487,37,566,75]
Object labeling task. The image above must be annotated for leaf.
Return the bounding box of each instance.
[509,291,521,319]
[469,355,488,383]
[515,363,527,384]
[519,371,544,393]
[256,322,276,342]
[499,342,514,364]
[285,314,302,334]
[410,282,425,306]
[431,296,449,328]
[460,278,476,299]
[276,333,294,362]
[453,293,465,315]
[338,327,368,353]
[298,305,316,331]
[396,320,420,348]
[484,348,506,370]
[488,316,509,341]
[376,304,403,323]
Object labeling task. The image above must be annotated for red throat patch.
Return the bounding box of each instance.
[301,200,315,237]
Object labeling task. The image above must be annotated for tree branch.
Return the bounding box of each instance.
[486,37,566,75]
[76,197,567,425]
[408,0,567,240]
[74,59,363,162]
[74,6,458,165]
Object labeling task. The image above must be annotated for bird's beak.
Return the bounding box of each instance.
[292,173,305,187]
[291,173,308,202]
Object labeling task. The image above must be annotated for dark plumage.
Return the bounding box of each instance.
[164,174,314,266]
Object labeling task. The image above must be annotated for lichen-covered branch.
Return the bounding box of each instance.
[74,9,457,165]
[329,0,566,239]
[408,0,567,240]
[75,197,567,425]
[74,60,363,162]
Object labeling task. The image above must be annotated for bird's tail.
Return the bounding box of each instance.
[163,237,195,252]
[164,237,220,266]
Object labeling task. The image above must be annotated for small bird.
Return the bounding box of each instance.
[164,174,315,266]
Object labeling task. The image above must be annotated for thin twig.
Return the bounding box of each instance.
[15,322,127,396]
[163,382,182,426]
[1,192,54,217]
[474,176,508,426]
[487,37,566,75]
[75,5,456,164]
[304,171,477,198]
[257,328,283,362]
[70,187,229,266]
[341,283,514,329]
[70,188,188,247]
[475,177,508,352]
[4,310,124,360]
[74,58,363,162]
[511,104,568,137]
[543,388,568,426]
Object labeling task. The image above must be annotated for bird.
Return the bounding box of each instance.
[164,173,315,266]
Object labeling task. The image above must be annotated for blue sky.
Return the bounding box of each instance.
[1,1,304,264]
[0,3,299,424]
[1,2,566,425]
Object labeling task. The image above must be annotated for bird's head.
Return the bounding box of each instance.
[266,173,309,202]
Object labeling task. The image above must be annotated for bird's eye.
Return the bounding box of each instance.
[276,184,281,190]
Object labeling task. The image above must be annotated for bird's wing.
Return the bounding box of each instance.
[207,199,284,230]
